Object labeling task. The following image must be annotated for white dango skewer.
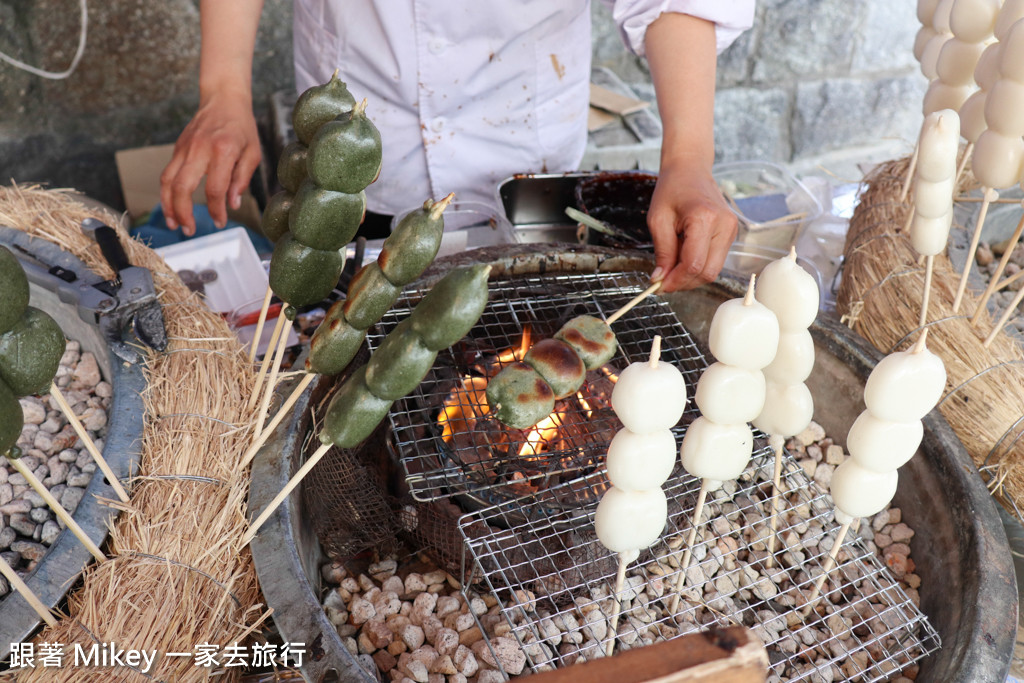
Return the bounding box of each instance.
[907,109,961,327]
[904,0,957,200]
[667,276,779,614]
[595,336,685,655]
[803,331,945,616]
[941,0,1001,183]
[956,17,1024,313]
[752,248,820,568]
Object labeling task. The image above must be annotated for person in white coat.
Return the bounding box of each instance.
[160,1,755,293]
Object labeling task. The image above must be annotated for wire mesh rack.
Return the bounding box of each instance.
[457,447,940,682]
[373,270,707,506]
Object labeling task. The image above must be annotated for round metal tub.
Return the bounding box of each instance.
[250,245,1016,682]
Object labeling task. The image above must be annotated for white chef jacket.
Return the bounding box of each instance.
[293,1,755,216]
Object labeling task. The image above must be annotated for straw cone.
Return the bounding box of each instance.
[836,157,1024,517]
[0,184,267,682]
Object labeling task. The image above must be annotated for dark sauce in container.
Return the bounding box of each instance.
[574,171,657,249]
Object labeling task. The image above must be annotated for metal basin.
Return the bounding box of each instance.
[0,231,144,661]
[250,245,1016,682]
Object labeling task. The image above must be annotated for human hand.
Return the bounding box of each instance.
[647,161,737,293]
[159,91,261,235]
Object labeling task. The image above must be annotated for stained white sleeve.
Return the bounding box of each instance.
[603,0,757,57]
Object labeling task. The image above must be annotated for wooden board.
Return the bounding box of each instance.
[528,626,768,683]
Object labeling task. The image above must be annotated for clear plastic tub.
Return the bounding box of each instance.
[713,161,824,252]
[722,244,826,312]
[389,200,514,250]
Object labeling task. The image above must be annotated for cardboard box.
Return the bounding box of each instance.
[114,144,262,230]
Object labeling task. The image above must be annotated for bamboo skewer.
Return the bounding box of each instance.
[920,254,935,328]
[0,553,57,627]
[899,144,919,203]
[247,310,288,412]
[253,313,294,438]
[802,519,853,617]
[248,287,274,364]
[766,434,786,568]
[971,207,1024,325]
[667,479,711,614]
[605,550,637,656]
[953,187,999,312]
[953,141,974,187]
[607,281,662,325]
[49,383,129,503]
[241,373,316,468]
[996,267,1024,292]
[6,456,105,562]
[242,441,332,545]
[984,283,1024,347]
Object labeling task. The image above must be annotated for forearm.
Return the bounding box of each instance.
[644,12,718,171]
[197,0,264,103]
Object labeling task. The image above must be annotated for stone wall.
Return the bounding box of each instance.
[0,0,926,212]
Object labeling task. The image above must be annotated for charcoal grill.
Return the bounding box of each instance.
[375,270,705,512]
[248,245,1015,683]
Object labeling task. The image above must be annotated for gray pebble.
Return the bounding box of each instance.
[9,512,37,536]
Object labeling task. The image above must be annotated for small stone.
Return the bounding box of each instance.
[468,597,487,616]
[476,670,504,683]
[976,244,994,266]
[813,463,834,488]
[20,398,46,425]
[874,532,892,549]
[72,352,102,388]
[825,445,845,465]
[435,595,460,618]
[458,626,483,646]
[382,575,404,595]
[351,598,377,625]
[413,591,437,617]
[0,483,12,507]
[358,573,377,592]
[10,541,47,562]
[430,654,457,675]
[798,459,817,478]
[67,472,92,489]
[9,513,36,536]
[367,619,395,650]
[29,507,51,524]
[403,659,428,683]
[95,381,113,398]
[369,559,398,581]
[889,522,915,543]
[372,650,397,674]
[401,624,425,650]
[871,509,891,531]
[0,527,15,549]
[80,407,107,432]
[888,508,902,524]
[905,573,922,589]
[434,627,459,656]
[797,421,826,446]
[454,645,478,677]
[405,572,428,595]
[321,561,347,584]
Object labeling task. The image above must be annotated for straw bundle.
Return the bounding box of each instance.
[0,184,267,681]
[837,157,1024,516]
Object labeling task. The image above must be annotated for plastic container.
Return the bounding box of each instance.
[722,244,826,311]
[713,161,824,252]
[155,228,296,355]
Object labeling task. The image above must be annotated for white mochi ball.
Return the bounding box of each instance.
[762,330,815,384]
[708,296,780,370]
[913,177,955,219]
[594,487,668,553]
[611,357,687,433]
[958,90,988,143]
[606,429,677,491]
[863,344,947,422]
[694,362,766,424]
[949,0,1000,43]
[911,212,953,256]
[752,381,814,439]
[679,417,753,485]
[830,459,900,524]
[755,255,820,331]
[972,131,1024,190]
[846,412,924,472]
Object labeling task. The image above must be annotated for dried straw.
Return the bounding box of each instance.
[0,184,267,681]
[836,157,1024,516]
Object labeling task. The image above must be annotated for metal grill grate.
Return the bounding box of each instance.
[373,271,706,505]
[457,449,940,681]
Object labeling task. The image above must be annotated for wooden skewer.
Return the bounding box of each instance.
[766,434,786,568]
[668,478,711,614]
[253,313,294,438]
[0,553,57,627]
[241,373,316,468]
[919,254,935,329]
[247,310,288,411]
[607,281,662,325]
[802,519,853,617]
[953,187,999,313]
[49,383,129,503]
[899,144,920,203]
[953,195,1023,204]
[984,283,1024,348]
[953,141,974,188]
[971,207,1024,325]
[248,287,274,364]
[605,549,638,657]
[6,456,105,562]
[996,267,1024,293]
[242,441,333,545]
